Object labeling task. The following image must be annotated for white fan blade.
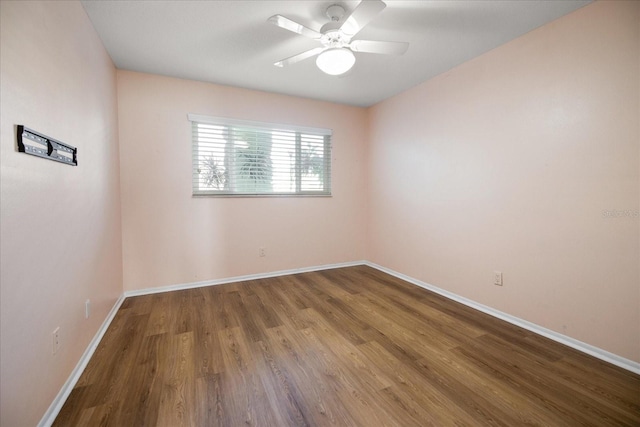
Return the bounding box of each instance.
[274,47,326,68]
[340,0,387,38]
[350,40,409,55]
[268,15,322,40]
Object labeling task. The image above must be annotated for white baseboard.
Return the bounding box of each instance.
[38,294,126,427]
[38,258,639,427]
[37,261,363,426]
[123,260,366,297]
[364,261,640,375]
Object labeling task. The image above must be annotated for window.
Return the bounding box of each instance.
[189,114,332,196]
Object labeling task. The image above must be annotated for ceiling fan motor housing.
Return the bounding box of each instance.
[320,29,348,47]
[321,4,350,47]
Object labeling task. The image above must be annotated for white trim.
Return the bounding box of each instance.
[125,259,640,374]
[364,261,640,375]
[124,261,366,297]
[37,262,361,426]
[38,294,126,427]
[187,113,332,136]
[38,258,639,427]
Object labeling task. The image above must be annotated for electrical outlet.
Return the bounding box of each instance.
[52,327,61,355]
[259,247,266,257]
[85,299,91,319]
[494,271,503,286]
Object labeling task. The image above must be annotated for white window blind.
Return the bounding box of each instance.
[189,114,332,196]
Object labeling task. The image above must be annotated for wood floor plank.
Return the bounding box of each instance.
[252,279,309,330]
[356,340,484,426]
[144,292,172,337]
[465,334,640,426]
[285,280,372,346]
[482,333,640,418]
[194,373,223,426]
[54,266,640,426]
[217,326,281,426]
[452,342,633,426]
[190,287,224,378]
[263,324,356,426]
[212,288,241,331]
[156,331,196,427]
[252,338,312,426]
[244,285,284,329]
[112,332,167,426]
[82,403,116,426]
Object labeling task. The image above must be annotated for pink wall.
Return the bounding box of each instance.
[367,1,640,362]
[0,2,122,426]
[117,71,368,291]
[1,2,637,424]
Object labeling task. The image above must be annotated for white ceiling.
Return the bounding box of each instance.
[81,0,591,107]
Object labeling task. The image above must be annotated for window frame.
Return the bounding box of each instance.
[189,114,332,197]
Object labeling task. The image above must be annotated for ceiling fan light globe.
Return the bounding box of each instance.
[316,48,356,75]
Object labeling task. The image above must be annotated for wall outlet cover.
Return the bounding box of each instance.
[494,271,503,286]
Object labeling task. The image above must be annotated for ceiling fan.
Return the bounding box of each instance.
[268,0,409,76]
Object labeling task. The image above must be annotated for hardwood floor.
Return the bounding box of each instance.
[53,265,640,426]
